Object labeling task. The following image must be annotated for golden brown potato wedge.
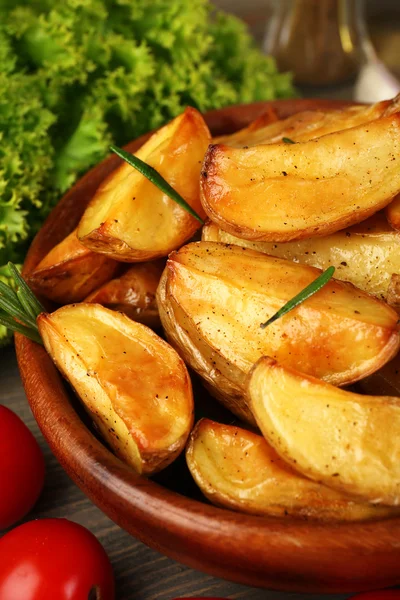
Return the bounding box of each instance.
[157,242,400,425]
[213,106,279,147]
[386,193,400,231]
[26,229,119,304]
[85,261,164,329]
[200,113,400,242]
[384,93,400,116]
[38,304,194,475]
[78,107,211,261]
[187,419,400,521]
[211,95,400,149]
[248,357,400,506]
[202,213,400,304]
[213,110,325,148]
[387,274,400,311]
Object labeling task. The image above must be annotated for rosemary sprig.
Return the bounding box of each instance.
[0,314,42,344]
[0,263,44,345]
[110,145,205,225]
[260,266,335,329]
[8,262,44,317]
[282,137,296,144]
[0,293,38,331]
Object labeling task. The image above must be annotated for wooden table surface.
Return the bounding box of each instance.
[1,344,349,599]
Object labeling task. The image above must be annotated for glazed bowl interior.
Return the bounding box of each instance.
[15,99,400,594]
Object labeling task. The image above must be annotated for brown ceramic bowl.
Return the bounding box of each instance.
[16,99,400,593]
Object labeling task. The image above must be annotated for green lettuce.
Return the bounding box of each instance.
[0,0,294,345]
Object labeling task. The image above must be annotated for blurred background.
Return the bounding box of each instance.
[213,0,400,101]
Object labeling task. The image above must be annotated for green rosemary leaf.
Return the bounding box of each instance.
[16,288,37,321]
[0,280,19,305]
[0,313,43,345]
[110,145,205,225]
[282,137,295,144]
[0,294,38,331]
[260,266,336,329]
[8,262,44,318]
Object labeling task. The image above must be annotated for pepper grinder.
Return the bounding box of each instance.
[263,0,366,87]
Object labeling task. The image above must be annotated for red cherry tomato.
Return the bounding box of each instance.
[350,592,400,600]
[0,406,45,529]
[0,519,115,600]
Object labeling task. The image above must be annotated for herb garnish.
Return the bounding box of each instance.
[260,266,335,329]
[110,145,205,224]
[282,137,296,144]
[0,263,44,344]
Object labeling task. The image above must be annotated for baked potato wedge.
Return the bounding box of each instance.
[38,304,194,475]
[213,110,326,148]
[211,95,400,149]
[202,213,400,304]
[78,107,210,261]
[187,419,400,521]
[200,113,400,242]
[85,261,164,329]
[157,242,400,425]
[213,106,279,147]
[386,193,400,231]
[26,229,119,304]
[248,357,400,505]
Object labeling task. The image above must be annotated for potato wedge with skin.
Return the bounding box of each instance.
[276,96,400,144]
[26,229,119,304]
[386,193,400,231]
[213,106,279,147]
[211,95,400,149]
[78,107,210,262]
[213,110,325,148]
[187,419,400,521]
[248,357,400,505]
[200,113,400,242]
[202,213,400,303]
[37,304,194,475]
[85,261,164,329]
[387,274,400,311]
[157,242,400,425]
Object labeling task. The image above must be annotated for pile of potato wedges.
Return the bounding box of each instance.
[29,96,400,521]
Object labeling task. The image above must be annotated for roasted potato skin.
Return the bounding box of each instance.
[157,242,400,425]
[38,304,194,475]
[202,213,400,304]
[211,95,399,149]
[248,357,400,506]
[187,419,400,521]
[213,110,324,148]
[200,114,400,242]
[85,261,164,328]
[386,193,400,231]
[213,106,279,147]
[26,229,119,304]
[387,274,400,311]
[78,107,211,262]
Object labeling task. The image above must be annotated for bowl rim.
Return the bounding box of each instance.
[16,98,400,593]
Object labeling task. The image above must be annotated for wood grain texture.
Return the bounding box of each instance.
[14,99,400,593]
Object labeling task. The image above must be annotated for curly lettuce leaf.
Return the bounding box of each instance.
[0,0,295,346]
[52,104,111,193]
